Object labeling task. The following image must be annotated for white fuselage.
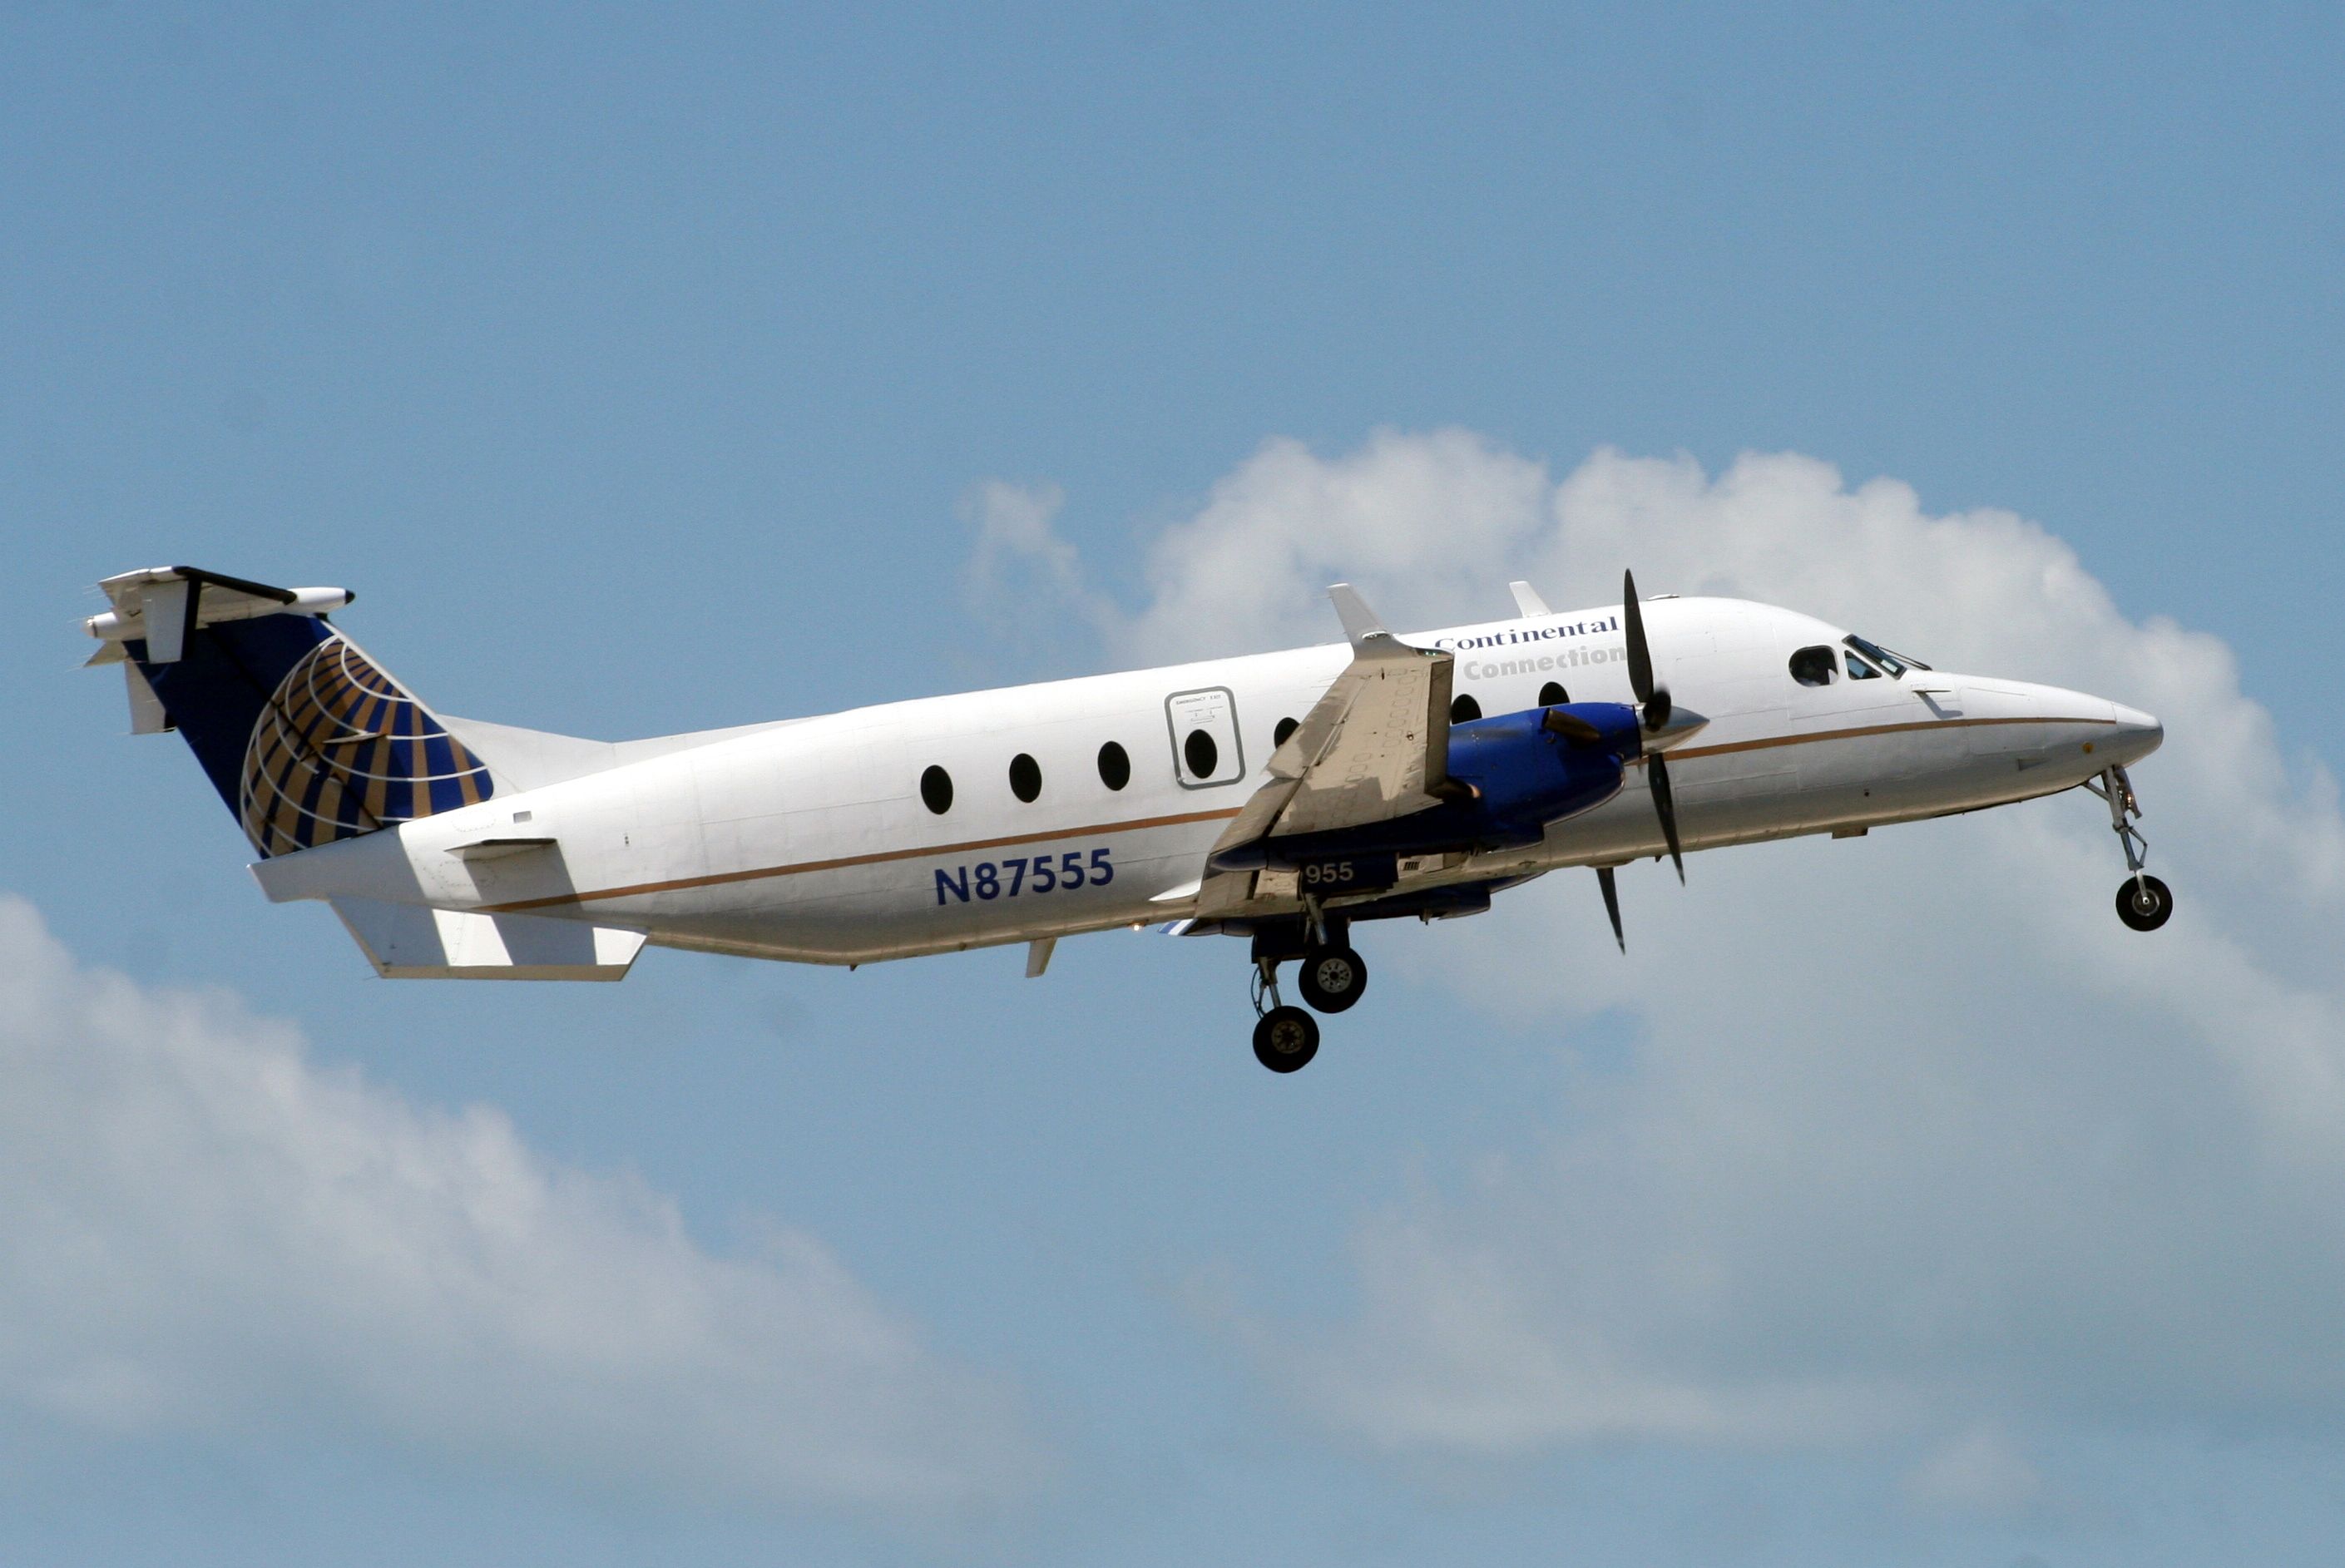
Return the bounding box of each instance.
[255,596,2163,963]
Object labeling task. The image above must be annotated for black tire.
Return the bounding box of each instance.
[1297,946,1368,1014]
[2115,873,2173,932]
[1253,1006,1320,1071]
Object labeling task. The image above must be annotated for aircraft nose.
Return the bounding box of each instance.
[2108,703,2164,764]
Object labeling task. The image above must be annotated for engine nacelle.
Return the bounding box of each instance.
[1214,702,1642,875]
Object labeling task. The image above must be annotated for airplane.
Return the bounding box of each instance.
[82,564,2168,1071]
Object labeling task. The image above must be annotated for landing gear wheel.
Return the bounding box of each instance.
[1253,1006,1320,1072]
[2115,873,2173,932]
[1297,946,1368,1014]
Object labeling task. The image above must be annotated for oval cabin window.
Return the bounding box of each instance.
[1450,695,1482,724]
[1096,740,1130,791]
[1008,752,1041,803]
[1183,728,1219,779]
[920,764,953,814]
[1273,716,1299,747]
[1538,681,1567,706]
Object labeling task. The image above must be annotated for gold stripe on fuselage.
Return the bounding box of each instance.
[480,805,1249,913]
[1668,711,2111,763]
[481,712,2115,913]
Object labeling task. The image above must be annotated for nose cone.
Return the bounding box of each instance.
[2108,703,2164,766]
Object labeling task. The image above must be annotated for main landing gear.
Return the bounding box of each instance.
[1298,944,1368,1012]
[1251,988,1318,1072]
[2087,764,2172,932]
[1247,912,1369,1071]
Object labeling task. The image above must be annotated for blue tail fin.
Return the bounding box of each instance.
[95,569,494,858]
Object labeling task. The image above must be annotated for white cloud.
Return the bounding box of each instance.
[1117,428,1551,665]
[965,478,1082,609]
[1081,432,2345,1466]
[961,479,1118,675]
[0,896,1044,1521]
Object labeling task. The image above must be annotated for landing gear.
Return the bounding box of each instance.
[1249,956,1320,1071]
[1253,1007,1320,1071]
[1244,914,1369,1069]
[2086,764,2171,932]
[1298,945,1368,1013]
[2115,874,2174,932]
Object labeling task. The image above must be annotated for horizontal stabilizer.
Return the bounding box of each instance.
[87,566,353,662]
[329,898,644,980]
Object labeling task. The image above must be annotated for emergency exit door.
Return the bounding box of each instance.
[1165,686,1246,789]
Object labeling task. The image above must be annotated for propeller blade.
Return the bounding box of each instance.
[1596,865,1625,952]
[1621,570,1653,705]
[1621,569,1670,730]
[1622,568,1684,881]
[1649,751,1685,883]
[1541,709,1605,745]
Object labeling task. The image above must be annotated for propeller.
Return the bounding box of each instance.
[1595,865,1624,952]
[1621,570,1685,883]
[1557,572,1690,950]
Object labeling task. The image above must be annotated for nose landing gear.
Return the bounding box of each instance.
[2087,764,2171,932]
[2116,874,2174,932]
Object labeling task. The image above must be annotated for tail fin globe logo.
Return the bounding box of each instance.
[240,635,492,857]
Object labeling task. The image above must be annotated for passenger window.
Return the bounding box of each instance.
[1450,695,1482,724]
[920,765,953,814]
[1845,650,1882,680]
[1096,740,1130,791]
[1538,681,1567,706]
[1788,646,1837,686]
[1183,728,1219,779]
[1008,753,1041,803]
[1273,716,1299,748]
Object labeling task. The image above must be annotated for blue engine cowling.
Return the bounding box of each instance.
[1211,702,1643,873]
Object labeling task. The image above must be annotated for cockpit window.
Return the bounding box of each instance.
[1845,649,1882,680]
[1843,634,1931,678]
[1788,646,1837,686]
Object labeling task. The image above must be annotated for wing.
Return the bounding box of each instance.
[1196,586,1454,913]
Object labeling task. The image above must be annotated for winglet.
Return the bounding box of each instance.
[1326,584,1388,653]
[1509,580,1551,617]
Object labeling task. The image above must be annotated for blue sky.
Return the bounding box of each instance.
[4,4,2343,1563]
